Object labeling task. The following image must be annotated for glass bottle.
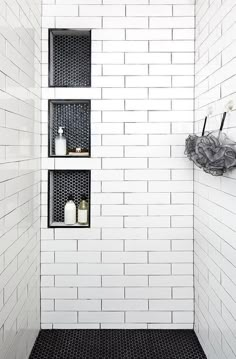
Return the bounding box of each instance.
[78,195,89,225]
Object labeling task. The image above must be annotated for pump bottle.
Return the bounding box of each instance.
[55,126,67,156]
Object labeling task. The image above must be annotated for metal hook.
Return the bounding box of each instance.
[225,100,234,112]
[207,106,213,116]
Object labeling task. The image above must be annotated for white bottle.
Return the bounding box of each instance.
[64,195,76,225]
[78,195,88,225]
[55,126,67,156]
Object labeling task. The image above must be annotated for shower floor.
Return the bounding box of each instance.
[29,329,206,359]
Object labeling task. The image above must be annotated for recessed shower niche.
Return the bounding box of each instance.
[49,29,91,87]
[48,170,91,228]
[48,100,91,157]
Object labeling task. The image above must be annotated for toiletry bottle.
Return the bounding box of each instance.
[78,195,89,225]
[64,195,76,225]
[55,126,67,156]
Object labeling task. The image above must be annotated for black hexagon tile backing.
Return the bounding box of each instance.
[49,100,90,157]
[49,29,91,88]
[48,170,90,226]
[29,330,206,359]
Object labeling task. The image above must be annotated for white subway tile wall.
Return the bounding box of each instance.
[195,1,236,358]
[0,0,41,358]
[41,0,194,328]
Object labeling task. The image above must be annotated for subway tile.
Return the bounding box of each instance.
[102,276,148,287]
[43,5,78,16]
[126,5,171,16]
[79,288,124,299]
[55,300,101,311]
[41,288,77,299]
[125,263,171,275]
[126,29,171,40]
[125,287,171,299]
[103,17,148,28]
[80,5,125,16]
[56,16,102,28]
[126,311,171,323]
[79,312,124,323]
[41,312,77,323]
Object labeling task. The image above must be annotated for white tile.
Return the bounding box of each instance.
[56,17,102,28]
[173,5,194,16]
[79,312,124,323]
[43,5,78,16]
[103,17,148,28]
[150,16,194,28]
[102,228,147,240]
[126,29,171,40]
[103,88,148,99]
[102,252,147,263]
[55,276,101,287]
[103,111,147,123]
[55,300,101,311]
[41,288,77,299]
[103,41,148,53]
[78,240,123,251]
[125,264,171,275]
[125,216,170,228]
[92,29,125,40]
[126,5,171,16]
[102,205,147,216]
[125,240,170,252]
[149,276,193,287]
[41,312,77,323]
[102,276,148,287]
[80,5,125,16]
[125,287,171,299]
[78,264,123,275]
[102,299,148,311]
[126,311,171,323]
[41,264,77,275]
[79,288,124,299]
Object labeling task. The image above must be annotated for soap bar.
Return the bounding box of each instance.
[68,152,89,156]
[68,147,89,156]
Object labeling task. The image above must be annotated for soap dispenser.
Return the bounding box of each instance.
[55,126,67,156]
[78,195,89,225]
[64,195,76,225]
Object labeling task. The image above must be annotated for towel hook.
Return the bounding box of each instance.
[207,106,213,116]
[225,100,234,112]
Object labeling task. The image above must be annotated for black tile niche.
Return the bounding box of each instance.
[48,100,91,158]
[49,29,91,87]
[48,170,91,228]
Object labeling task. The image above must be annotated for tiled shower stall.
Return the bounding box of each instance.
[0,0,235,358]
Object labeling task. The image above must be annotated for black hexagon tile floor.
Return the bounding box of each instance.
[29,329,207,359]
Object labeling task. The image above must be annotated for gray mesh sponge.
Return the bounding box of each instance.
[185,113,236,176]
